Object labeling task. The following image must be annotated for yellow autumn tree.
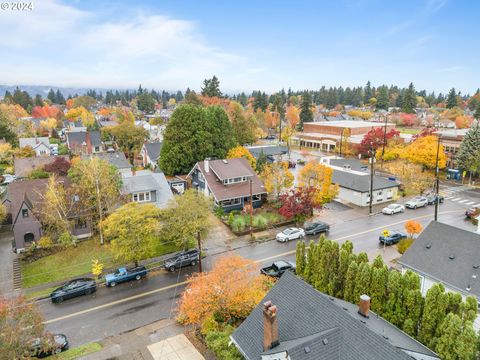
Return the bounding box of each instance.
[298,161,338,205]
[40,117,57,136]
[260,161,294,198]
[65,106,95,127]
[384,160,434,195]
[402,135,447,170]
[227,146,256,170]
[178,255,273,326]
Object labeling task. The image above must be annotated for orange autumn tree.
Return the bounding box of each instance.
[402,135,447,170]
[298,161,338,206]
[260,161,294,198]
[178,255,273,326]
[227,146,256,170]
[264,107,280,130]
[286,105,300,129]
[31,104,61,119]
[404,220,423,239]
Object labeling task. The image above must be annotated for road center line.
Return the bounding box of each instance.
[43,209,462,325]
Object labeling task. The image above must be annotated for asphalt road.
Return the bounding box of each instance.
[41,197,476,347]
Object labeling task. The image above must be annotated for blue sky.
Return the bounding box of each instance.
[0,0,478,94]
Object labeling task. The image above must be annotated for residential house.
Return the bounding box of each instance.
[121,170,174,209]
[3,178,92,252]
[19,137,51,156]
[135,120,163,141]
[321,157,400,207]
[246,145,288,163]
[82,151,131,175]
[14,155,70,178]
[165,175,188,195]
[140,141,162,170]
[188,158,267,212]
[231,272,439,360]
[65,120,87,132]
[66,131,103,155]
[399,221,480,329]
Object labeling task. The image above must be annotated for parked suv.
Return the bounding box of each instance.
[163,249,200,272]
[425,193,444,205]
[405,196,428,209]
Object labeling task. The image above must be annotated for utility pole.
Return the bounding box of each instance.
[434,135,441,221]
[381,115,388,169]
[197,231,202,273]
[249,178,254,239]
[94,169,104,245]
[339,129,344,158]
[369,144,375,216]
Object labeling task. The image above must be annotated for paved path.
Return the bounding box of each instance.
[0,231,16,297]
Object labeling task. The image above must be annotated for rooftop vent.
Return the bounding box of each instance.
[222,159,228,164]
[426,244,431,249]
[304,346,311,353]
[473,275,477,279]
[322,339,328,346]
[467,284,471,291]
[449,255,455,260]
[474,265,479,269]
[343,164,351,170]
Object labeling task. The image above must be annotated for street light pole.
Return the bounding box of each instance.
[369,144,375,216]
[381,115,388,169]
[339,129,344,158]
[249,178,253,239]
[434,135,441,221]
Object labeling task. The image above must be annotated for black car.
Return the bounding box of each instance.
[50,278,96,303]
[163,249,200,272]
[29,334,69,358]
[426,193,444,205]
[304,221,330,235]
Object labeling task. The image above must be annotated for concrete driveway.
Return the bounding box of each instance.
[0,230,16,296]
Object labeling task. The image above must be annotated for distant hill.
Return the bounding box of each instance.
[0,84,134,98]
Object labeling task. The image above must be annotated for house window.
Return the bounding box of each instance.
[197,171,205,182]
[75,218,87,229]
[132,192,151,203]
[22,209,29,218]
[94,146,100,152]
[252,194,261,201]
[386,189,393,200]
[221,198,241,207]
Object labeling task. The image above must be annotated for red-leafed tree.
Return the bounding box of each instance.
[44,157,71,176]
[31,104,61,119]
[278,187,322,223]
[357,128,400,156]
[412,127,438,141]
[399,113,417,127]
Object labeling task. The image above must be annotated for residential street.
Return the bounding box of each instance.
[40,196,476,348]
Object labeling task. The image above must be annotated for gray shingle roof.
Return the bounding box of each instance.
[121,170,174,208]
[332,170,399,192]
[246,145,288,158]
[330,158,368,172]
[82,152,131,170]
[89,131,101,146]
[231,272,436,360]
[19,137,49,149]
[399,221,480,298]
[145,141,162,161]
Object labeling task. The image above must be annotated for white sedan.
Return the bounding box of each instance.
[382,203,405,215]
[276,227,305,242]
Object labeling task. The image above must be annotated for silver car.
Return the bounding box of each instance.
[382,203,405,215]
[405,196,428,209]
[276,227,305,242]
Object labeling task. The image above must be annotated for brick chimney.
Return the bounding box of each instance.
[263,300,279,351]
[204,158,210,173]
[358,294,371,318]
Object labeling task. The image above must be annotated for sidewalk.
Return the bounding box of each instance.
[0,230,20,298]
[79,319,207,360]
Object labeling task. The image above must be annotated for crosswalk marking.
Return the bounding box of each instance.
[474,204,480,207]
[451,198,461,202]
[445,196,454,200]
[458,199,469,203]
[466,201,475,205]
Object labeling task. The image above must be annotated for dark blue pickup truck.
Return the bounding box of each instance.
[105,266,147,287]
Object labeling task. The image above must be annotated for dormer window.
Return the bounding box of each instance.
[22,209,29,218]
[223,176,248,185]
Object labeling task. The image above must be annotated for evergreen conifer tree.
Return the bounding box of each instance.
[401,83,417,114]
[446,88,458,109]
[418,283,448,348]
[299,91,313,130]
[343,261,358,303]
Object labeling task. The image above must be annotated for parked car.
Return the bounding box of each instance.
[29,334,69,358]
[379,230,407,245]
[265,135,276,140]
[297,158,306,165]
[276,227,305,242]
[1,174,16,184]
[405,196,428,209]
[288,160,296,168]
[261,260,296,278]
[163,248,200,272]
[105,266,147,287]
[381,203,405,215]
[50,278,96,303]
[465,206,480,219]
[425,193,444,205]
[304,221,330,235]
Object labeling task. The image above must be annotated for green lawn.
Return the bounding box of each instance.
[398,128,421,135]
[52,342,102,360]
[21,239,180,288]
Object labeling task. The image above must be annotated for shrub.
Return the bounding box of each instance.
[214,206,225,218]
[205,325,243,360]
[200,315,220,336]
[58,232,78,248]
[253,215,267,229]
[397,238,414,254]
[231,216,246,232]
[38,236,54,248]
[228,212,235,226]
[29,169,49,179]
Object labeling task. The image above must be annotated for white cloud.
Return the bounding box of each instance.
[0,0,249,90]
